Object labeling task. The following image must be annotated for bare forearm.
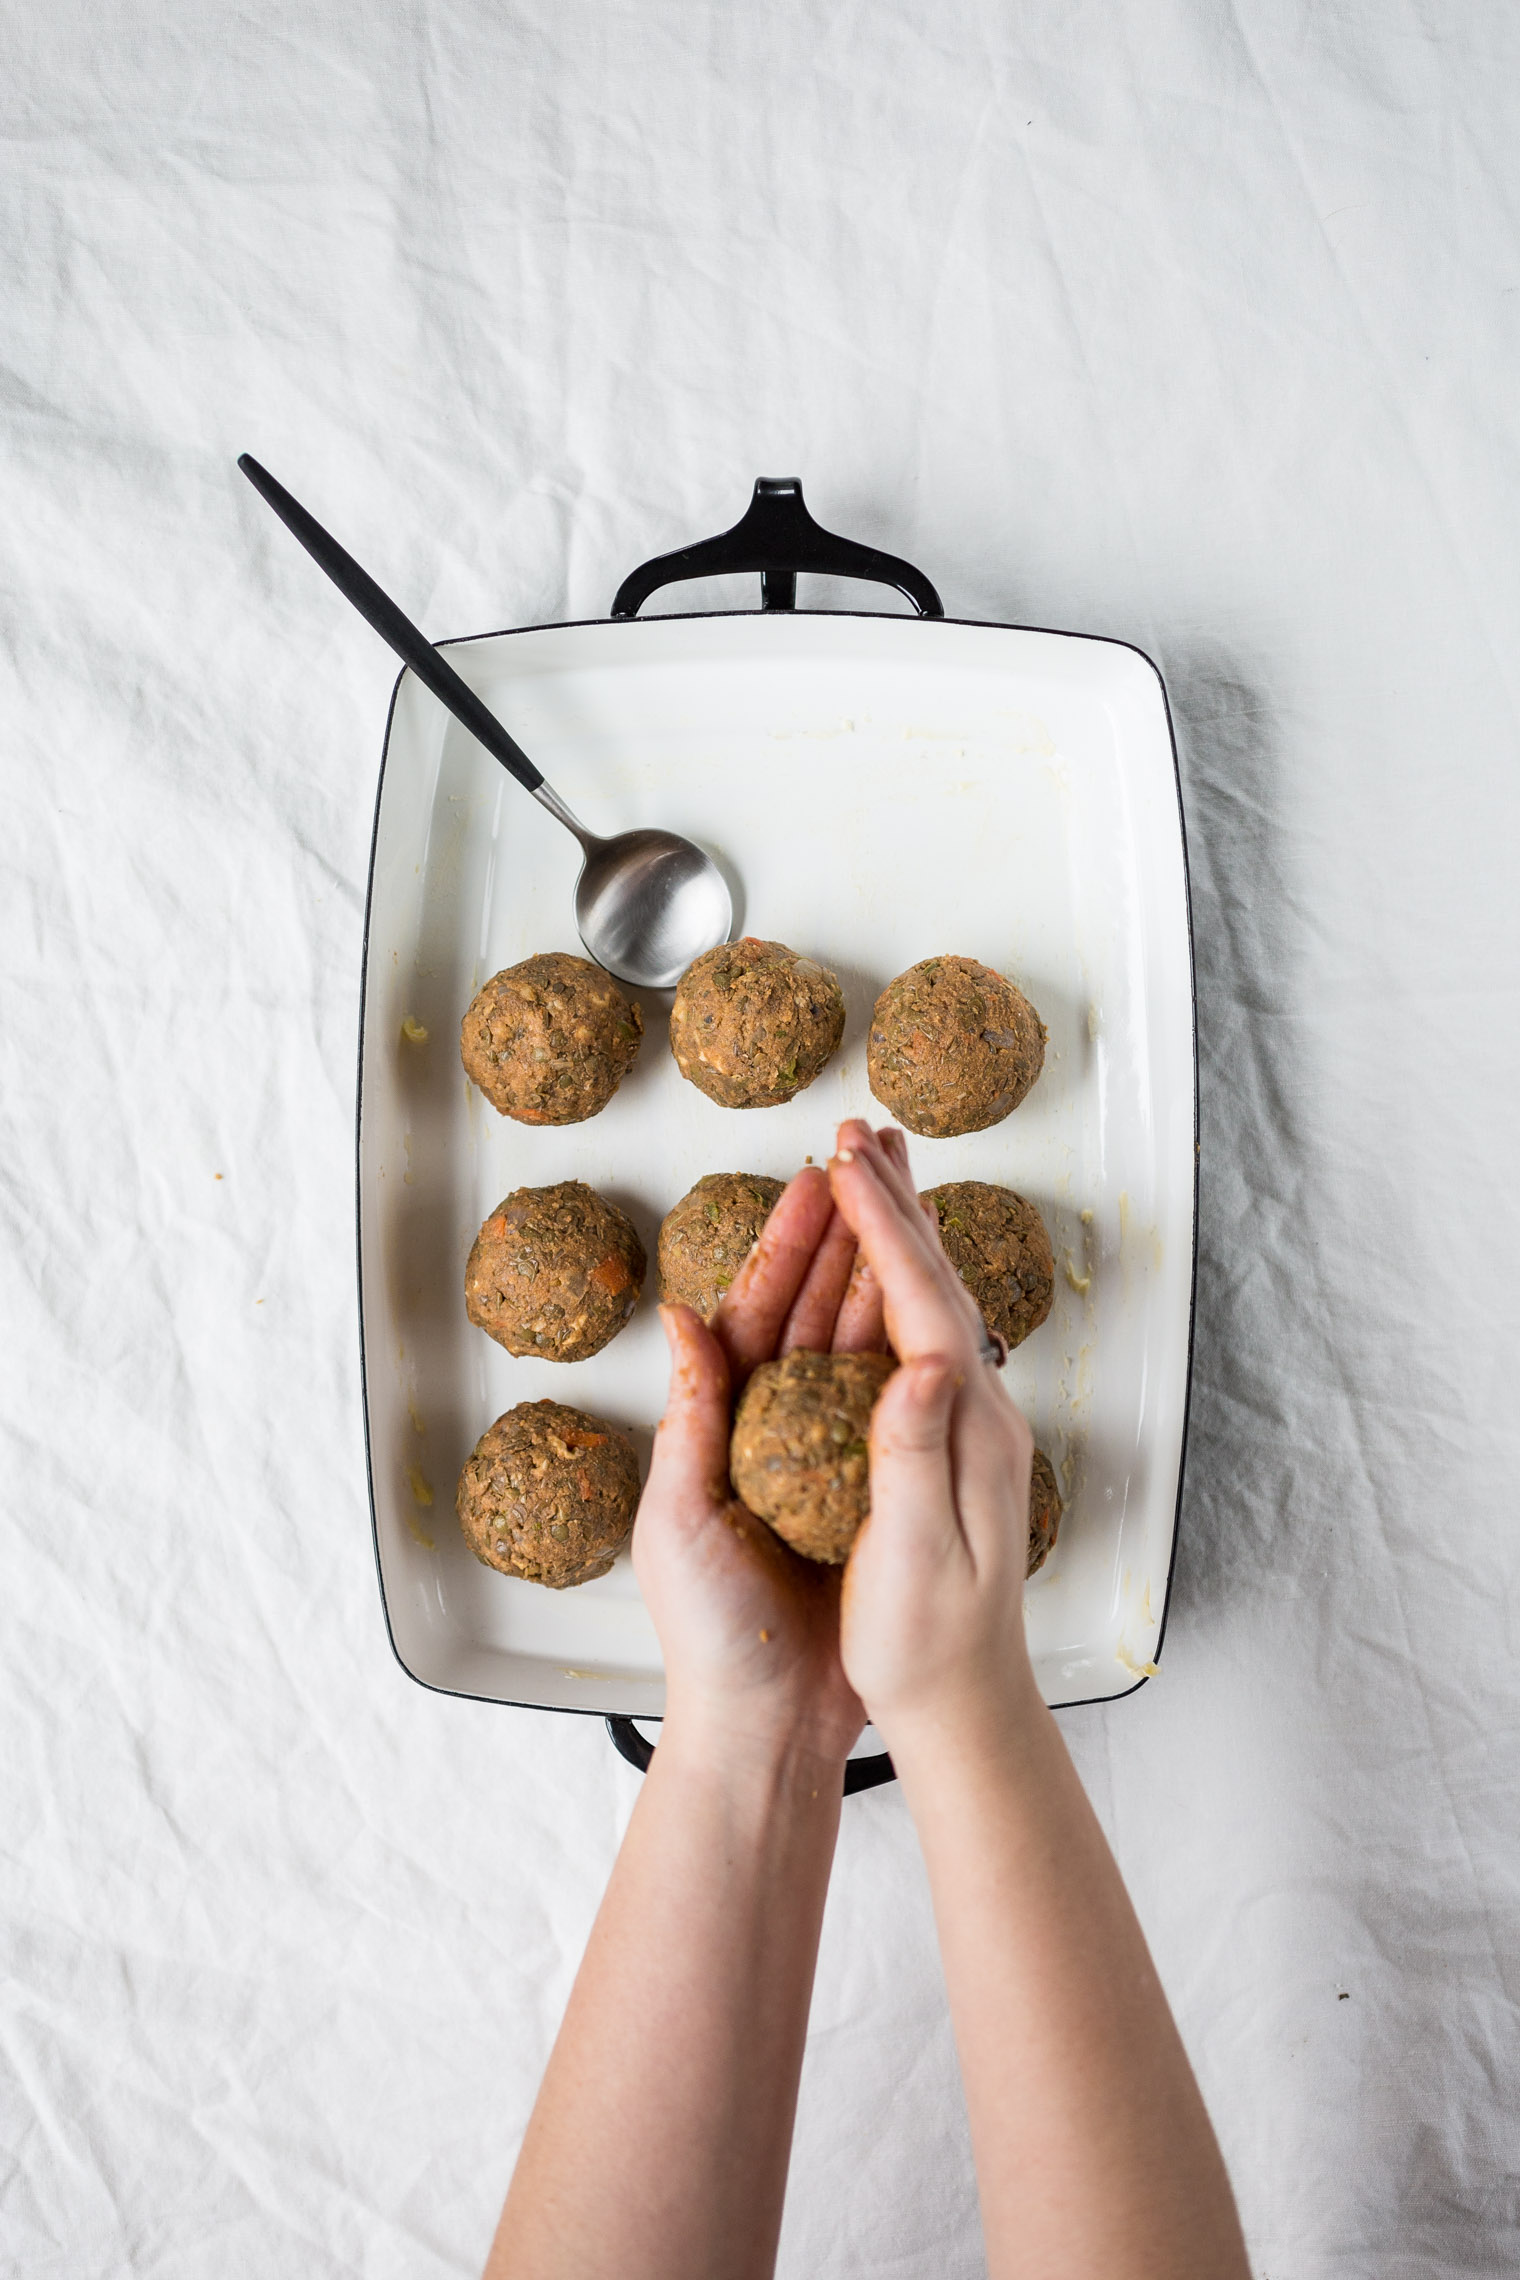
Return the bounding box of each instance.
[894,1695,1249,2280]
[488,1717,845,2280]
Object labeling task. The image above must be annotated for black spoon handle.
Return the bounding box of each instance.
[237,454,543,793]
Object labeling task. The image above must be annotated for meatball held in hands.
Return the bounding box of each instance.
[731,1346,1062,1581]
[730,1349,898,1564]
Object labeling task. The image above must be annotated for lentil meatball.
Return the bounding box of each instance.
[922,1181,1054,1351]
[868,955,1045,1137]
[657,1173,786,1318]
[1027,1447,1063,1576]
[465,1181,646,1361]
[461,952,643,1125]
[457,1400,640,1587]
[670,939,845,1110]
[730,1350,898,1565]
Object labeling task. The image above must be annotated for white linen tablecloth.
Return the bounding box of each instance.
[4,3,1518,2272]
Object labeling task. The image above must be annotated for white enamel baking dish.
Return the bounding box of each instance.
[356,483,1197,1784]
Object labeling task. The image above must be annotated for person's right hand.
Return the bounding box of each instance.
[825,1119,1043,1754]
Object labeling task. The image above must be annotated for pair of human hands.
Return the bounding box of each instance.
[633,1118,1040,1772]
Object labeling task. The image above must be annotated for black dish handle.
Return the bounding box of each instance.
[605,1715,897,1795]
[611,477,943,620]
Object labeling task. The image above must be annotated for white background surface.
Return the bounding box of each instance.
[4,3,1518,2273]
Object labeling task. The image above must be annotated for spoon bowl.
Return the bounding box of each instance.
[574,827,733,990]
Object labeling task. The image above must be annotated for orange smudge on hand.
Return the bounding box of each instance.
[670,1353,702,1399]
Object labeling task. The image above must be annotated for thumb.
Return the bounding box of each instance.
[866,1354,961,1541]
[645,1303,734,1509]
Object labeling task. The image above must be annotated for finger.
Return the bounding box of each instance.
[839,1120,946,1254]
[840,1120,971,1290]
[875,1122,925,1217]
[828,1135,985,1365]
[879,1124,912,1174]
[948,1370,1036,1577]
[837,1117,916,1213]
[829,1123,952,1289]
[713,1166,834,1384]
[860,1353,964,1555]
[644,1304,733,1515]
[832,1249,888,1353]
[780,1206,860,1354]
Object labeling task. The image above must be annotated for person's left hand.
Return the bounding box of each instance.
[632,1167,887,1772]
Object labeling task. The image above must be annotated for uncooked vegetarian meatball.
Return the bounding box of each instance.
[465,1181,645,1362]
[456,1400,641,1587]
[670,939,845,1109]
[461,952,643,1125]
[657,1173,785,1317]
[1027,1447,1063,1576]
[922,1181,1054,1351]
[867,955,1045,1137]
[730,1349,898,1565]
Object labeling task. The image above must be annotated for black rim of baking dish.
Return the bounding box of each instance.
[353,483,1200,1791]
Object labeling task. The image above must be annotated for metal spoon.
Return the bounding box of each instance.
[237,455,733,989]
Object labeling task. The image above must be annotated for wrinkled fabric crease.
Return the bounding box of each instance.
[3,3,1518,2275]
